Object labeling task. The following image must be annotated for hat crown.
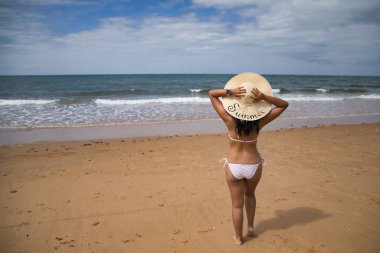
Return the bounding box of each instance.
[241,82,255,105]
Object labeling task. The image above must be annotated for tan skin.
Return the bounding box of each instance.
[208,87,288,245]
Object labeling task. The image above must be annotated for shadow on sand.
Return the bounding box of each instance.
[252,207,331,237]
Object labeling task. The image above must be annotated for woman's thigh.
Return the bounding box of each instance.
[225,166,245,206]
[245,164,263,195]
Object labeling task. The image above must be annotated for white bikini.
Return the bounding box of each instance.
[221,134,265,180]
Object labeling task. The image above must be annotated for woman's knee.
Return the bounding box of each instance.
[232,199,244,209]
[245,187,256,196]
[245,193,255,200]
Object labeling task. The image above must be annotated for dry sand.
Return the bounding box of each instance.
[0,124,379,252]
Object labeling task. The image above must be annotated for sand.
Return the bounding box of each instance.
[0,123,379,252]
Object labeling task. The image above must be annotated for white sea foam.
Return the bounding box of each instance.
[95,97,210,105]
[352,94,380,99]
[189,89,202,93]
[0,99,57,106]
[282,96,344,101]
[316,88,328,92]
[272,89,280,94]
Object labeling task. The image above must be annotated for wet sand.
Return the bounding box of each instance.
[1,113,379,145]
[0,123,379,252]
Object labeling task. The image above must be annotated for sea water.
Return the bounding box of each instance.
[0,74,379,129]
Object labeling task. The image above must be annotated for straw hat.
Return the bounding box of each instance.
[222,73,273,121]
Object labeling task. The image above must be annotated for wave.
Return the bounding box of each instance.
[293,87,369,94]
[74,88,144,97]
[282,93,380,101]
[0,99,57,105]
[282,96,344,101]
[329,88,368,93]
[351,94,380,99]
[189,89,203,93]
[56,98,93,105]
[95,97,210,105]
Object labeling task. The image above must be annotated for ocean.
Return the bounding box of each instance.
[0,74,379,129]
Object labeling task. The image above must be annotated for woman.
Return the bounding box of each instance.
[208,73,288,245]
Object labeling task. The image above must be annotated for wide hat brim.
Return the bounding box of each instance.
[222,73,273,121]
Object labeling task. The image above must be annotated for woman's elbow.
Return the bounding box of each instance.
[281,100,289,109]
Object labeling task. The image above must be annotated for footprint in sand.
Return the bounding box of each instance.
[272,234,288,245]
[369,198,380,205]
[274,198,287,203]
[173,230,181,235]
[198,227,215,234]
[122,234,143,243]
[93,192,104,199]
[55,236,76,249]
[115,195,126,201]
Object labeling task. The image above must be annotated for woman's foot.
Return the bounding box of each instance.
[233,235,243,245]
[247,226,256,237]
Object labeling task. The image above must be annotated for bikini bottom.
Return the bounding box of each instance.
[221,158,265,180]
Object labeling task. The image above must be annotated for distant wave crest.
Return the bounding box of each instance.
[352,94,380,99]
[95,97,210,105]
[0,99,57,106]
[189,89,203,93]
[283,96,344,101]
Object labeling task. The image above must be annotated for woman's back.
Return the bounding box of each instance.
[227,124,261,164]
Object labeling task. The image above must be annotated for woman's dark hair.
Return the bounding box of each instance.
[233,117,260,136]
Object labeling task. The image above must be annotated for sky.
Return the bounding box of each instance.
[0,0,379,76]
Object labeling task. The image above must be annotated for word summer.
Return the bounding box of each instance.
[233,110,266,120]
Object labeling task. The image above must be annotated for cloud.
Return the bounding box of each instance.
[0,14,233,74]
[208,0,380,66]
[192,0,256,8]
[0,0,379,75]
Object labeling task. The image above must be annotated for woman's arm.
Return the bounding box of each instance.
[251,88,289,129]
[208,87,245,124]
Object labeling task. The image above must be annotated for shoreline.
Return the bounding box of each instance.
[0,113,379,145]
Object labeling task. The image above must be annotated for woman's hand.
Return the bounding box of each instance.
[231,86,246,98]
[251,88,266,101]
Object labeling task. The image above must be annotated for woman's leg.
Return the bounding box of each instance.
[225,166,245,245]
[245,164,263,236]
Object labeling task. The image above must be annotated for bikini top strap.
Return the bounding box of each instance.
[228,134,257,143]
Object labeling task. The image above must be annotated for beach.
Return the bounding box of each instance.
[1,123,379,252]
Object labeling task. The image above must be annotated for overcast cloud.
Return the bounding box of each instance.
[0,0,379,75]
